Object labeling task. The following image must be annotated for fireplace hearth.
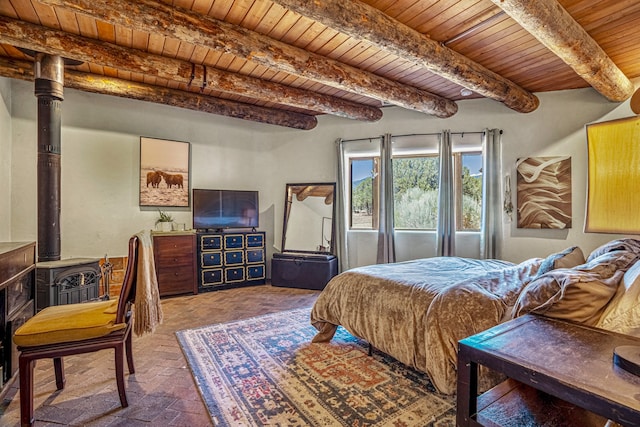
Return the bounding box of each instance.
[35,258,102,312]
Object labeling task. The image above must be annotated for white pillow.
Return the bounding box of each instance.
[596,259,640,336]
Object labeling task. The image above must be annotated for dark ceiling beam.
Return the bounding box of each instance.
[489,0,634,102]
[0,16,381,122]
[0,56,317,130]
[269,0,539,113]
[40,0,458,118]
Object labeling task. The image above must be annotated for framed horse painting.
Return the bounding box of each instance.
[139,136,191,207]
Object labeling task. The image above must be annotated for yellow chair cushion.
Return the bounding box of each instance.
[13,299,127,347]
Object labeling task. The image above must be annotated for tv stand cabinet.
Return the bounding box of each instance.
[196,230,266,292]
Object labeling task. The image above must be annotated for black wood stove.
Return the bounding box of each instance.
[35,258,102,312]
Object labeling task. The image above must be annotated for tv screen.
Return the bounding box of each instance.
[193,189,259,230]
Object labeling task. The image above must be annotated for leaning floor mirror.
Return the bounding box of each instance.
[281,183,336,254]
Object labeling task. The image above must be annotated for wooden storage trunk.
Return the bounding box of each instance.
[271,252,337,290]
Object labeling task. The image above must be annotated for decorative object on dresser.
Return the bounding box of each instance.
[0,241,36,394]
[154,209,174,232]
[196,231,266,292]
[35,257,102,312]
[152,231,197,297]
[272,183,338,290]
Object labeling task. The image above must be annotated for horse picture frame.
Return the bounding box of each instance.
[139,136,191,207]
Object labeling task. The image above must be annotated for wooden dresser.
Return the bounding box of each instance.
[152,232,197,297]
[0,241,36,394]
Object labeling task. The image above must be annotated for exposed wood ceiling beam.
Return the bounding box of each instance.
[443,12,506,46]
[489,0,634,102]
[295,186,315,202]
[0,56,318,130]
[0,16,382,122]
[40,0,458,118]
[632,87,640,115]
[270,0,539,114]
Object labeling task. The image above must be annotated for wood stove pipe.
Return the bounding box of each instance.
[35,53,64,262]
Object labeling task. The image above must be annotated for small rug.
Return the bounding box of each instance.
[176,308,455,426]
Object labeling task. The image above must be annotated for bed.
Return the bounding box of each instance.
[310,239,640,394]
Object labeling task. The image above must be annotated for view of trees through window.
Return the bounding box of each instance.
[459,153,483,230]
[351,158,377,229]
[350,153,483,231]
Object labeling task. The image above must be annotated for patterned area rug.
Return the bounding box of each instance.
[176,308,455,426]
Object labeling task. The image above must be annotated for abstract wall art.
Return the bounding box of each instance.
[516,156,572,229]
[585,116,640,233]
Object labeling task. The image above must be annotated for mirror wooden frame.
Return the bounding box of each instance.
[281,182,336,254]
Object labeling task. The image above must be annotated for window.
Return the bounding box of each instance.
[458,152,483,231]
[350,158,379,229]
[393,156,439,229]
[349,151,483,231]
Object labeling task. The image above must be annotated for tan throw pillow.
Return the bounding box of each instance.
[513,250,637,326]
[597,259,640,335]
[535,246,586,278]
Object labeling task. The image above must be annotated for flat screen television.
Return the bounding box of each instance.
[193,189,259,230]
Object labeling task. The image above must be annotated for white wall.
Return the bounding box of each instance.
[0,78,11,241]
[9,78,287,258]
[6,76,638,266]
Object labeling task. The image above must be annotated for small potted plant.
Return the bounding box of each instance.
[155,210,174,232]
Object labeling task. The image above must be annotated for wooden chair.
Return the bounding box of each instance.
[14,235,139,427]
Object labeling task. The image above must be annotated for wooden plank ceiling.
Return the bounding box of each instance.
[0,0,638,129]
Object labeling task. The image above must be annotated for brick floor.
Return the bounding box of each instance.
[0,285,319,426]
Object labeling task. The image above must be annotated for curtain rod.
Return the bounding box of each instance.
[339,136,383,143]
[392,131,485,138]
[391,132,440,138]
[340,130,490,144]
[450,131,486,136]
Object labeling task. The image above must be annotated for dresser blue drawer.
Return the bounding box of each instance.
[200,235,222,250]
[224,234,244,249]
[246,249,264,264]
[225,267,245,283]
[201,252,222,267]
[224,250,244,265]
[201,269,223,286]
[246,233,264,248]
[246,265,265,280]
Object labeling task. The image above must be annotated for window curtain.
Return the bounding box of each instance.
[480,129,503,259]
[336,135,383,271]
[436,130,455,256]
[376,133,396,264]
[335,138,348,272]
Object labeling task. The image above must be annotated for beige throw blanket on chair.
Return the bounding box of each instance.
[134,230,163,336]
